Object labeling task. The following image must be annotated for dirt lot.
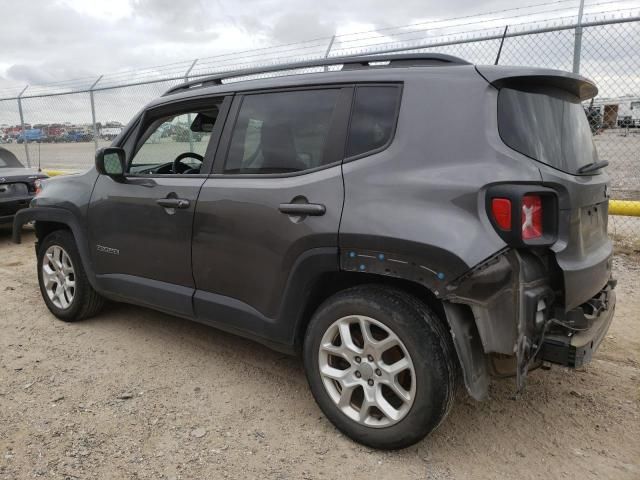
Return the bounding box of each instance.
[0,227,638,480]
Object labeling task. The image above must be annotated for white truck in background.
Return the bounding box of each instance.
[617,99,640,127]
[99,127,123,140]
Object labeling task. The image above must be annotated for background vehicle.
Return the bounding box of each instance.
[16,128,45,143]
[12,54,616,449]
[0,147,47,225]
[617,99,640,127]
[100,127,123,140]
[61,130,93,142]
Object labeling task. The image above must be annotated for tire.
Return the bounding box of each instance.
[303,285,457,449]
[37,229,105,321]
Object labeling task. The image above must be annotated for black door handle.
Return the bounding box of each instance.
[156,198,190,209]
[278,203,326,216]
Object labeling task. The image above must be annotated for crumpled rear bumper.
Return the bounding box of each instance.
[540,280,616,368]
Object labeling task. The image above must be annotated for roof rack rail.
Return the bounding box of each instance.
[163,53,470,96]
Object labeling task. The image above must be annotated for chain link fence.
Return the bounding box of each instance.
[1,12,639,239]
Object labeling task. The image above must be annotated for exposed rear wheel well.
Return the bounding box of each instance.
[296,271,446,351]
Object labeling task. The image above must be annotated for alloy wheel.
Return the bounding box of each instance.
[318,315,416,428]
[42,245,76,310]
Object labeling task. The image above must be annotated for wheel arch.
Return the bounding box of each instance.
[13,207,98,291]
[294,269,490,401]
[34,220,71,245]
[294,270,445,348]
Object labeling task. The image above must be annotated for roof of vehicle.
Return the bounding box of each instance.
[150,54,474,106]
[149,53,598,108]
[163,53,470,95]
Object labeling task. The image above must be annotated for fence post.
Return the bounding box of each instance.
[185,59,198,153]
[324,35,336,71]
[572,0,585,73]
[89,75,103,151]
[17,85,30,168]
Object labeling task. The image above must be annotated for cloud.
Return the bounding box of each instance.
[131,0,212,31]
[5,65,55,85]
[6,64,97,85]
[269,11,336,44]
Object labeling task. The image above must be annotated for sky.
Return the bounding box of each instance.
[1,0,637,89]
[0,0,638,126]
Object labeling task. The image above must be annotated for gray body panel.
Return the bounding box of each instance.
[339,71,542,291]
[192,165,343,321]
[88,175,205,288]
[539,166,611,310]
[31,169,98,215]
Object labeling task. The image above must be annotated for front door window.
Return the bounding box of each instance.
[130,109,219,175]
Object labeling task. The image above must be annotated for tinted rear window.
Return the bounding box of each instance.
[498,87,597,174]
[346,86,401,158]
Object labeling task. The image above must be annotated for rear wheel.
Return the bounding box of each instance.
[303,285,457,449]
[37,230,104,321]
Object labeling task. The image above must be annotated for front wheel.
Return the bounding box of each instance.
[303,285,457,449]
[37,230,105,321]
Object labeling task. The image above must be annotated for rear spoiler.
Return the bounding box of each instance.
[475,66,598,101]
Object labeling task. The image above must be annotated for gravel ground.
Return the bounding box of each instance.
[0,227,639,480]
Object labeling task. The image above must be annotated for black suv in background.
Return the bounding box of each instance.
[0,147,47,225]
[13,54,616,449]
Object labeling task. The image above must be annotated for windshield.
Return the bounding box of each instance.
[0,147,24,168]
[498,86,598,174]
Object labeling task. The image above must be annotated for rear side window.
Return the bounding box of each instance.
[346,86,401,158]
[225,89,340,174]
[498,87,598,174]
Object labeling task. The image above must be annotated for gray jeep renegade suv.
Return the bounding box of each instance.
[13,53,616,449]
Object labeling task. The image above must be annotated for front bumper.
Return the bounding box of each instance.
[0,196,33,224]
[540,281,616,368]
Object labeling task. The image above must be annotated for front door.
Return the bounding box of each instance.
[192,87,352,340]
[88,97,229,316]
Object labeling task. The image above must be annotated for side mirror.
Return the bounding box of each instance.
[96,147,126,177]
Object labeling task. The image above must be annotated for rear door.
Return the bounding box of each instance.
[192,86,352,339]
[88,96,230,316]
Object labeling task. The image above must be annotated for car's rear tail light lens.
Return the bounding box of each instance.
[491,198,512,230]
[487,187,556,246]
[33,179,42,195]
[521,194,543,240]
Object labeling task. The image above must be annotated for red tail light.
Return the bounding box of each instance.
[487,187,556,246]
[491,198,512,230]
[521,195,542,240]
